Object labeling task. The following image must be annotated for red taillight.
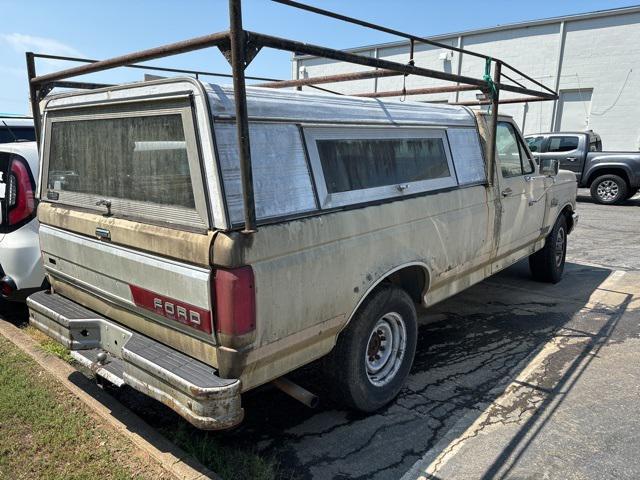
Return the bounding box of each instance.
[8,158,35,226]
[0,276,16,298]
[214,266,256,338]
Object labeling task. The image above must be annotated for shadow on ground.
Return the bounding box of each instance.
[101,260,616,480]
[0,301,28,327]
[576,191,640,206]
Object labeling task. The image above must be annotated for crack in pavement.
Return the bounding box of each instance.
[100,263,622,480]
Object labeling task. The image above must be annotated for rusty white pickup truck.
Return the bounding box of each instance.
[27,78,578,429]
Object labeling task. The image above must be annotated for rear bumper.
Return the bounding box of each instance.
[0,219,45,298]
[27,290,243,430]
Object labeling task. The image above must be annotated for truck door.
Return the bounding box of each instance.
[495,121,547,258]
[538,135,584,182]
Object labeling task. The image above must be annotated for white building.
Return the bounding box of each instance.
[293,5,640,151]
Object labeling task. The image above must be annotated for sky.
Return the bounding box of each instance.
[1,0,639,115]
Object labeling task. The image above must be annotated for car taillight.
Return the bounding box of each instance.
[0,276,16,298]
[213,266,256,340]
[8,158,35,226]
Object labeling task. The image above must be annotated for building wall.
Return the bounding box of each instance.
[294,8,640,150]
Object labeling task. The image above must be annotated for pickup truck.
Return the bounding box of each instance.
[27,77,578,429]
[525,131,640,204]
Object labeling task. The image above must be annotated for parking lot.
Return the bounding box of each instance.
[1,190,638,480]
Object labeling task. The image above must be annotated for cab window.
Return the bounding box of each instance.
[589,137,602,152]
[548,136,579,153]
[496,122,534,178]
[525,135,545,153]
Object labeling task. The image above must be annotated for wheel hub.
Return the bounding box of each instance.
[365,312,407,387]
[597,180,619,201]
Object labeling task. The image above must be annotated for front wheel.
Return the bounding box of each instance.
[529,215,567,284]
[590,174,628,205]
[322,285,417,412]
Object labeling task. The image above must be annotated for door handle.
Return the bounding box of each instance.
[501,187,513,197]
[566,157,577,162]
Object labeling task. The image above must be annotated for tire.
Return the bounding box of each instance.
[625,188,639,200]
[529,215,568,284]
[322,285,417,412]
[590,174,628,205]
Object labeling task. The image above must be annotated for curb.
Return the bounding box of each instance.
[0,319,219,480]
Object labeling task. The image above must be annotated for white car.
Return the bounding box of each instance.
[0,141,45,301]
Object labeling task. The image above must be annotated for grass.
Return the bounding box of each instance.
[0,335,170,480]
[16,316,285,479]
[24,325,74,363]
[157,422,289,480]
[7,309,284,480]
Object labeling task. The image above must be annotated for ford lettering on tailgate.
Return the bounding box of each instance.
[130,285,212,334]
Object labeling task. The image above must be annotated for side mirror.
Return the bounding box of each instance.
[540,158,559,177]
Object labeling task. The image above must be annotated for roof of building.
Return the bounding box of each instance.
[293,4,640,60]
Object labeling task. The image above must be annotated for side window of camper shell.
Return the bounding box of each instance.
[304,126,485,208]
[214,122,318,226]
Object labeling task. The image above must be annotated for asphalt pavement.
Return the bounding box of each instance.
[2,189,638,480]
[202,189,639,479]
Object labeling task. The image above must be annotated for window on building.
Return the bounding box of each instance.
[548,136,579,153]
[304,127,457,208]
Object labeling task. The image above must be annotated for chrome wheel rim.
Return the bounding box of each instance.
[555,227,566,268]
[365,312,407,387]
[596,180,619,202]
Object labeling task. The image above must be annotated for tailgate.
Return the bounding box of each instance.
[38,91,217,345]
[40,224,215,342]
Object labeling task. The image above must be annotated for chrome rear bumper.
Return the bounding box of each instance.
[27,290,243,430]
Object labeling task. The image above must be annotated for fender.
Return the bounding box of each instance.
[342,261,432,332]
[584,162,637,188]
[554,202,576,234]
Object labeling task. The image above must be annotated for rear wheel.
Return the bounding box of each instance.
[323,285,417,412]
[590,174,628,205]
[529,215,567,284]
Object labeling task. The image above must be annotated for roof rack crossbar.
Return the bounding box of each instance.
[257,69,401,88]
[354,84,480,98]
[26,0,558,234]
[32,52,281,82]
[453,95,549,106]
[31,31,231,85]
[249,31,555,100]
[271,0,556,96]
[272,0,492,62]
